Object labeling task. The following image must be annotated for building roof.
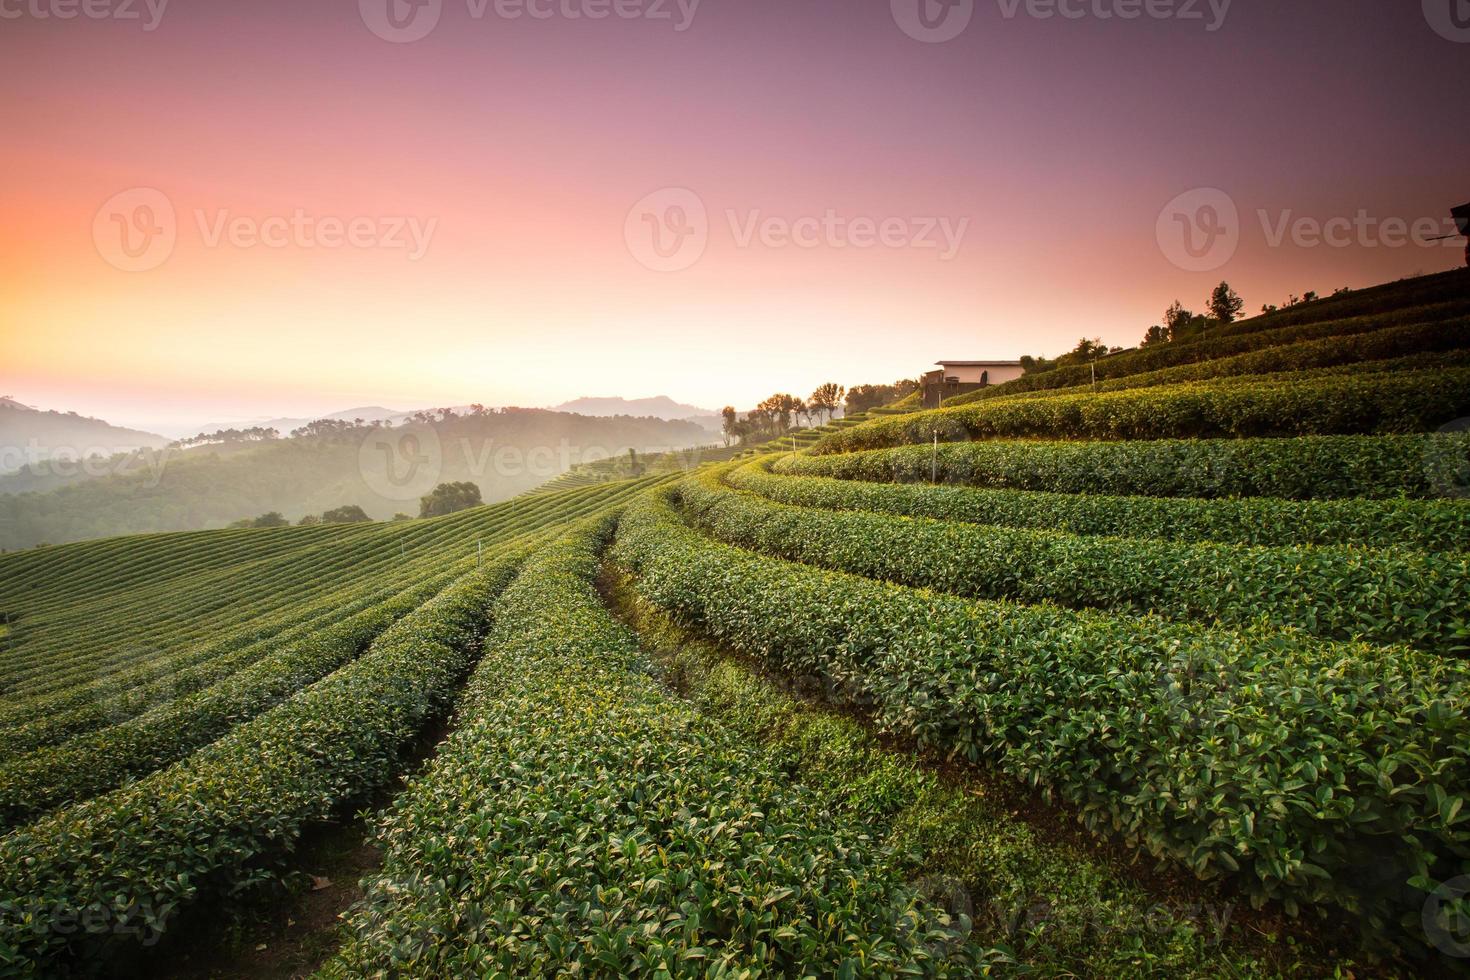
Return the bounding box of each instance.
[935,360,1023,367]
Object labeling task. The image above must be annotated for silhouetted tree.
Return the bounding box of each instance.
[808,383,844,424]
[1209,282,1244,324]
[321,505,371,524]
[419,481,482,518]
[721,406,738,447]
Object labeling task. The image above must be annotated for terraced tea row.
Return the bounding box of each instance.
[0,479,673,752]
[780,432,1468,500]
[948,278,1470,404]
[960,318,1470,405]
[813,368,1470,454]
[733,455,1470,551]
[683,466,1470,653]
[604,566,1280,977]
[0,544,529,976]
[0,480,642,696]
[324,517,988,977]
[613,489,1470,952]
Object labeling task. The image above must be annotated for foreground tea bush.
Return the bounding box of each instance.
[0,549,527,977]
[325,517,988,977]
[779,433,1470,500]
[813,369,1470,454]
[680,469,1470,655]
[608,572,1290,978]
[613,491,1470,955]
[0,570,464,830]
[732,457,1470,551]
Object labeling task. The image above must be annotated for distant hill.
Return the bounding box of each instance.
[0,408,708,549]
[190,406,404,440]
[552,396,722,433]
[553,396,714,420]
[0,397,169,474]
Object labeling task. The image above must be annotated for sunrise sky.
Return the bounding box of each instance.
[3,0,1467,434]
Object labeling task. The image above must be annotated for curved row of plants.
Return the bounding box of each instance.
[0,478,654,704]
[0,577,414,759]
[0,522,364,618]
[0,478,671,761]
[0,546,531,977]
[958,320,1470,406]
[0,503,505,712]
[731,456,1470,551]
[323,517,989,977]
[948,293,1470,404]
[606,569,1293,977]
[678,469,1470,654]
[0,476,534,674]
[0,527,420,691]
[1190,272,1470,342]
[0,504,483,686]
[0,570,458,830]
[612,489,1470,956]
[9,476,678,731]
[812,368,1470,455]
[779,432,1469,500]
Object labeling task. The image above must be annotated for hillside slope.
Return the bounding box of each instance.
[0,398,169,474]
[0,409,709,549]
[3,271,1470,977]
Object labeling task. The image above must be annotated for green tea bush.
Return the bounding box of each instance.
[814,369,1470,454]
[732,457,1470,551]
[956,321,1470,406]
[679,470,1470,654]
[956,291,1470,403]
[780,433,1469,500]
[0,549,528,976]
[613,491,1470,953]
[324,517,986,977]
[0,571,463,829]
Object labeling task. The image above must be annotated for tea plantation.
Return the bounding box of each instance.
[2,270,1468,976]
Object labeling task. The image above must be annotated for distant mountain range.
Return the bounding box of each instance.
[189,406,405,439]
[0,397,170,474]
[551,396,721,431]
[0,409,711,549]
[0,393,723,490]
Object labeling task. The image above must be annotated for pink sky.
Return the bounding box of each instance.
[2,0,1466,433]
